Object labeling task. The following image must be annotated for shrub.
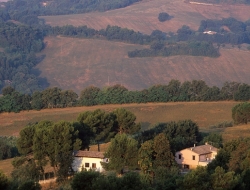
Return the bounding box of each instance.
[158,12,170,22]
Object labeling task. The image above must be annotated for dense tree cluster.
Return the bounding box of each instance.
[232,102,250,125]
[0,21,46,94]
[128,41,220,58]
[0,136,19,160]
[3,0,141,18]
[137,120,201,153]
[1,80,250,113]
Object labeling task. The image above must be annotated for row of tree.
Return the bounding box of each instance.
[128,41,220,58]
[1,80,250,113]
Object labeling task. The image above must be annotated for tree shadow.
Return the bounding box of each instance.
[32,54,50,89]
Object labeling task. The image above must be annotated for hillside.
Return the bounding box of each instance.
[41,0,250,34]
[35,36,250,92]
[0,102,238,136]
[36,0,250,92]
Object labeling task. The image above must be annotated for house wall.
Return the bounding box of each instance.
[72,157,107,172]
[175,149,200,169]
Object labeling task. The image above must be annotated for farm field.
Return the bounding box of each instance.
[41,0,250,34]
[0,101,239,136]
[36,36,250,93]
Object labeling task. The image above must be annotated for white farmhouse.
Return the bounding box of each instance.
[72,151,108,172]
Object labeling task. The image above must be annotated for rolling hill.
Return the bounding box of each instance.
[35,36,250,93]
[36,0,250,92]
[41,0,250,34]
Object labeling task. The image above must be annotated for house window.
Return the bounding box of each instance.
[85,163,89,168]
[179,154,181,159]
[192,155,195,160]
[92,163,96,168]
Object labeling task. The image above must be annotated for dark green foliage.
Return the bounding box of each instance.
[77,109,116,143]
[102,134,138,174]
[207,138,250,173]
[179,166,211,190]
[0,170,9,190]
[113,108,141,134]
[71,170,101,190]
[4,0,141,18]
[158,12,170,22]
[16,120,81,181]
[11,157,40,182]
[139,120,201,153]
[17,180,41,190]
[0,136,18,160]
[209,121,233,129]
[211,166,240,190]
[1,80,250,114]
[234,83,250,101]
[0,21,45,94]
[138,133,175,179]
[200,133,223,148]
[71,171,150,190]
[128,41,220,58]
[153,166,182,190]
[79,86,101,106]
[232,102,250,124]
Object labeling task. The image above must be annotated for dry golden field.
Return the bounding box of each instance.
[41,0,250,34]
[36,36,250,93]
[0,101,239,136]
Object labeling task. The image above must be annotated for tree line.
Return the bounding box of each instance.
[1,80,250,113]
[128,41,220,58]
[2,0,141,18]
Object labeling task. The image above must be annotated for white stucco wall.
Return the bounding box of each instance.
[72,157,107,172]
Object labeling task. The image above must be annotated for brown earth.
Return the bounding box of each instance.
[41,0,250,34]
[36,36,250,93]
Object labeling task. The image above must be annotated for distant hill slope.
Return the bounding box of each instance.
[41,0,250,34]
[36,36,250,92]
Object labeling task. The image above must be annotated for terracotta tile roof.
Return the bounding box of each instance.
[188,145,217,155]
[74,151,104,158]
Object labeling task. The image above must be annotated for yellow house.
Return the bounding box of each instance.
[175,143,218,169]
